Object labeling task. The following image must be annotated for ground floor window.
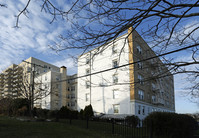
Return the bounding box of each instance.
[113,104,119,113]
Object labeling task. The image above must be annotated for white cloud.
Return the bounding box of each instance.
[0,1,73,72]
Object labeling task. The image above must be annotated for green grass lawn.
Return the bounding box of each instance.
[0,116,114,138]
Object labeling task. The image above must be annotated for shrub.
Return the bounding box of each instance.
[0,98,29,116]
[125,115,139,127]
[83,104,94,119]
[144,112,198,138]
[79,109,84,119]
[34,108,49,119]
[0,98,13,115]
[12,98,29,116]
[70,110,79,119]
[47,110,59,119]
[58,106,71,119]
[16,106,28,116]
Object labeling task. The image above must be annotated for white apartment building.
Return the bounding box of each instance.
[0,64,23,99]
[34,66,67,110]
[0,57,77,110]
[77,28,175,120]
[67,74,78,110]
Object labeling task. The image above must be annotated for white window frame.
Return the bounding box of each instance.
[67,94,70,99]
[113,89,119,99]
[112,60,118,68]
[138,105,141,114]
[138,89,144,100]
[112,45,117,54]
[71,86,75,91]
[142,106,145,115]
[137,61,143,69]
[86,68,90,75]
[113,104,119,114]
[86,57,90,64]
[137,45,142,54]
[113,74,118,84]
[138,74,144,85]
[71,102,75,106]
[152,95,156,102]
[86,81,90,89]
[71,94,75,99]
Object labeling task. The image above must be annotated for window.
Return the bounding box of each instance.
[137,60,143,69]
[138,74,144,85]
[113,60,118,68]
[44,84,47,89]
[71,94,75,99]
[113,74,118,84]
[137,45,142,54]
[86,69,90,75]
[71,102,75,106]
[68,102,70,106]
[152,95,156,102]
[113,90,119,99]
[138,105,141,114]
[86,57,90,64]
[45,76,47,81]
[113,104,119,113]
[71,86,75,91]
[44,65,47,68]
[142,106,145,115]
[67,94,70,99]
[138,90,144,100]
[36,69,40,75]
[152,83,156,91]
[85,93,90,102]
[112,45,117,54]
[86,81,90,89]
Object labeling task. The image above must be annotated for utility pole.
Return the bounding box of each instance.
[89,51,92,105]
[22,60,44,111]
[31,64,35,111]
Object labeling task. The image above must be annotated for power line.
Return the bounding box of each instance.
[21,43,198,84]
[57,43,199,82]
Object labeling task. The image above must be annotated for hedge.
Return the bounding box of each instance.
[144,112,198,138]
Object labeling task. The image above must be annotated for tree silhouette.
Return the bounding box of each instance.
[4,0,199,103]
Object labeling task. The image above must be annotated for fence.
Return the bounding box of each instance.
[60,118,152,138]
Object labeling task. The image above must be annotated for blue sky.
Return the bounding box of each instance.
[0,0,198,114]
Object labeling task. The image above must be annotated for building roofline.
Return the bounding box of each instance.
[78,33,128,58]
[24,57,60,68]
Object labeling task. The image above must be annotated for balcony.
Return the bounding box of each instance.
[4,75,13,80]
[152,98,165,106]
[5,71,12,75]
[0,75,4,80]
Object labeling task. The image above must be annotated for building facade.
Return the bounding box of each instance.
[77,28,175,120]
[34,66,67,110]
[0,64,23,99]
[0,57,77,110]
[67,74,78,110]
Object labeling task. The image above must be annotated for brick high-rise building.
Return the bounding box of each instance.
[77,28,175,120]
